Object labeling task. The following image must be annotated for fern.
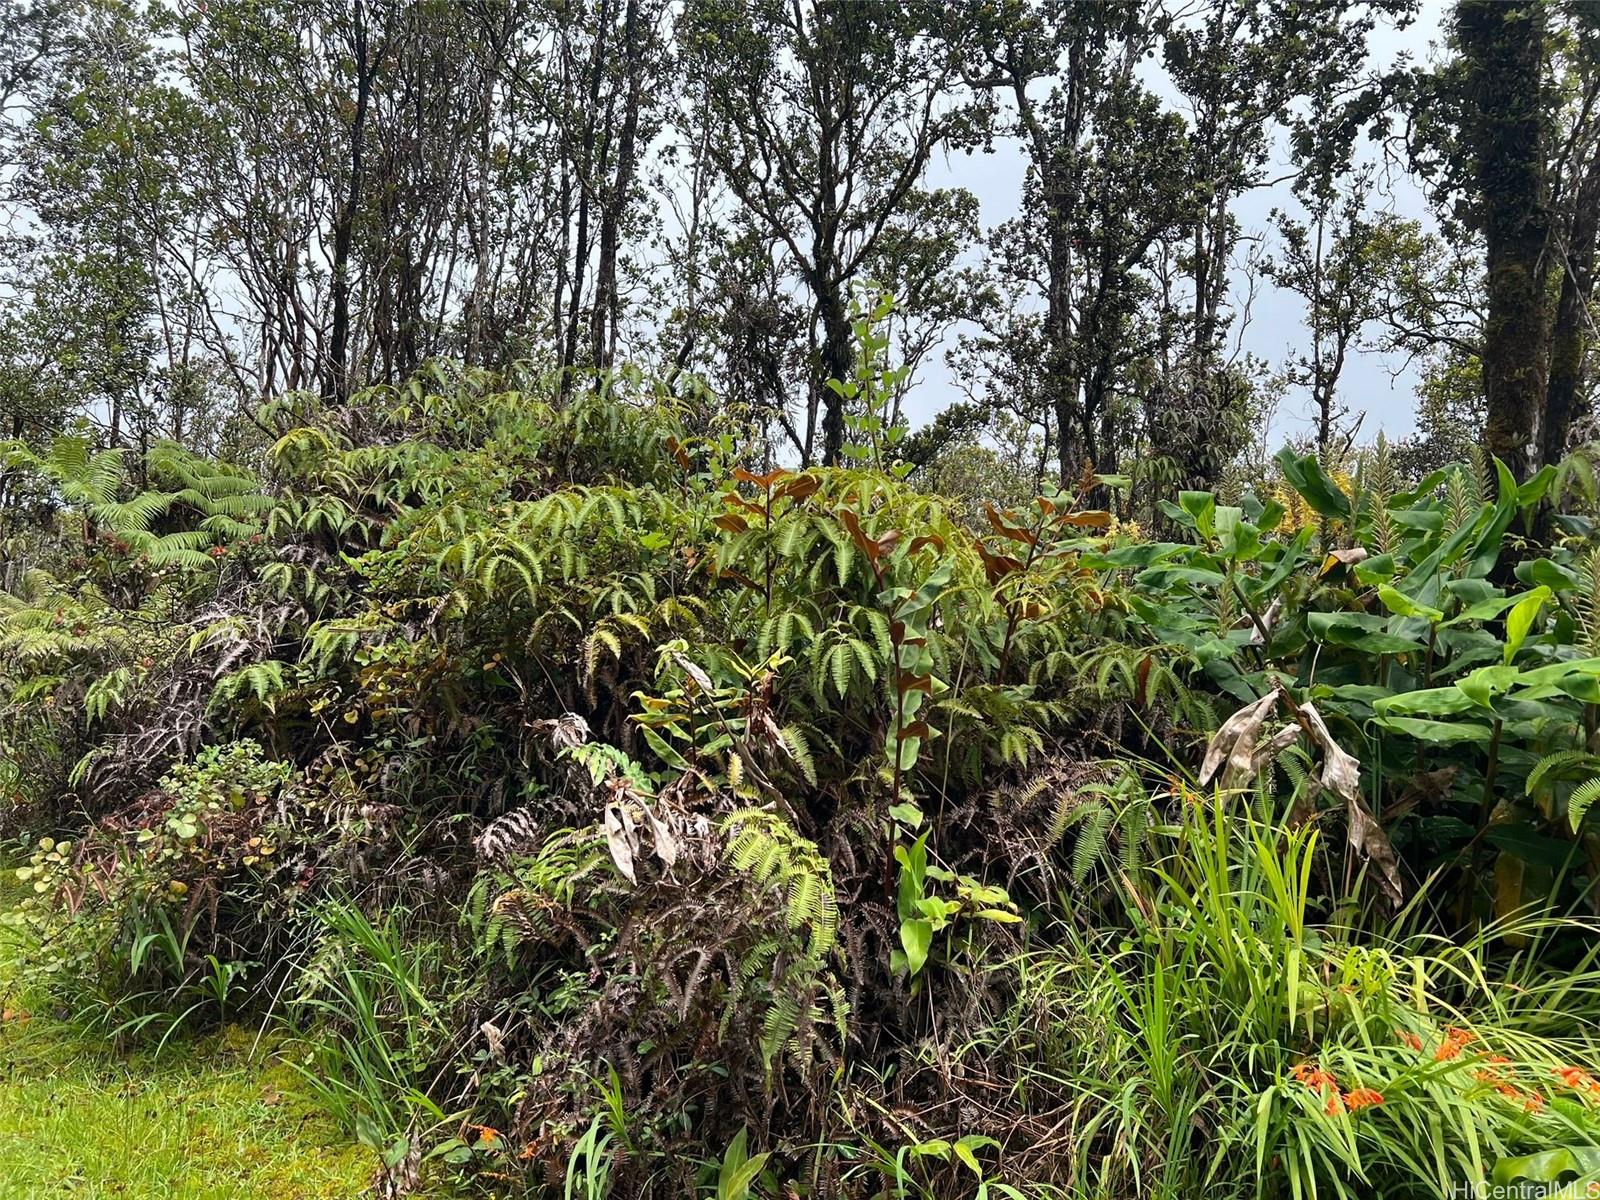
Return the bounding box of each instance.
[1046,765,1161,885]
[1577,549,1600,658]
[84,666,136,724]
[209,661,290,714]
[1570,778,1600,832]
[1526,749,1600,799]
[779,723,817,787]
[4,434,124,506]
[724,808,838,957]
[1068,802,1113,885]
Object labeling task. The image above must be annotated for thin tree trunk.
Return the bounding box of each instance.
[590,0,643,371]
[559,0,611,398]
[326,3,373,404]
[818,273,851,466]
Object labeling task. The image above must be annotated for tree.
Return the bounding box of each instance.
[164,0,673,404]
[1394,346,1487,478]
[677,0,971,465]
[859,188,986,431]
[1263,172,1390,462]
[963,0,1190,484]
[1407,1,1599,478]
[1152,0,1412,494]
[1542,4,1600,467]
[3,0,211,446]
[1455,0,1550,480]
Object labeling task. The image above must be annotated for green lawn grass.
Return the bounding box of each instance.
[0,892,376,1199]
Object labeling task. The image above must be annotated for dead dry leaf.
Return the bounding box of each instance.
[669,651,716,694]
[1199,692,1281,788]
[646,806,679,869]
[603,803,638,882]
[1200,689,1404,906]
[1247,596,1285,646]
[1319,546,1369,576]
[1298,700,1404,906]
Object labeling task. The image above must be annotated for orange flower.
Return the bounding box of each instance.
[1435,1027,1476,1062]
[1324,1092,1346,1117]
[1292,1061,1339,1091]
[470,1124,501,1148]
[1398,1030,1423,1052]
[1475,1056,1512,1085]
[1344,1088,1383,1112]
[1524,1090,1547,1113]
[1554,1066,1600,1096]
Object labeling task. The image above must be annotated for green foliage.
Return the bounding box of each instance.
[724,808,838,958]
[3,741,291,1043]
[287,902,458,1152]
[992,793,1600,1199]
[1111,447,1600,917]
[10,359,1600,1197]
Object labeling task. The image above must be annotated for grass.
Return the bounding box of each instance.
[0,885,377,1200]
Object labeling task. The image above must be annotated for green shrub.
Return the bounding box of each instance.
[3,741,294,1042]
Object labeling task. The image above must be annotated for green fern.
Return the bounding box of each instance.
[209,661,290,714]
[1526,749,1600,799]
[1570,778,1600,832]
[724,808,838,957]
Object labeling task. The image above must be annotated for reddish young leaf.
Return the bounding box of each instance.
[1062,510,1111,529]
[836,508,879,562]
[775,474,820,502]
[734,466,790,489]
[976,541,1023,583]
[665,436,692,472]
[986,504,1038,545]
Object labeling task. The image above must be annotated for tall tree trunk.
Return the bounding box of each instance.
[326,4,373,405]
[559,0,611,398]
[1043,159,1079,486]
[1458,0,1550,482]
[818,274,851,466]
[1047,231,1079,487]
[1543,161,1599,468]
[590,0,643,371]
[552,125,573,378]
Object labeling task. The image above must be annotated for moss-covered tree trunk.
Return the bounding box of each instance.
[1458,0,1550,482]
[1543,159,1599,468]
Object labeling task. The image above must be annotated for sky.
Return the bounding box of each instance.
[913,0,1450,448]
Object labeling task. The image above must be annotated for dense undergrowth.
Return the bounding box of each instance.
[6,361,1600,1196]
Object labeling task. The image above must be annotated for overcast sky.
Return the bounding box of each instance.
[913,0,1449,447]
